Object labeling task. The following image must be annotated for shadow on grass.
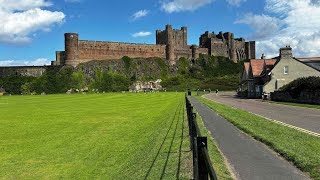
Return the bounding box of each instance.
[160,103,182,179]
[143,102,181,180]
[176,102,186,179]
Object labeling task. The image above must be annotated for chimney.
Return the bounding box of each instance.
[279,45,293,59]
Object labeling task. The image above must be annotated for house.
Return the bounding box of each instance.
[239,58,276,98]
[264,47,320,95]
[239,46,320,98]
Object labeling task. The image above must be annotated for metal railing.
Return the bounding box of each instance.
[186,95,218,180]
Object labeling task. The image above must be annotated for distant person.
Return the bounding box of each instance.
[216,89,219,96]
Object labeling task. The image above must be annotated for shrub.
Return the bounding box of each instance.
[279,76,320,98]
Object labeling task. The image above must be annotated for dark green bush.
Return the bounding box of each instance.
[279,76,320,98]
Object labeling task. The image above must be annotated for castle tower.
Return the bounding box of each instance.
[229,33,238,62]
[64,33,79,66]
[245,41,256,59]
[166,44,175,65]
[191,45,199,60]
[181,26,187,48]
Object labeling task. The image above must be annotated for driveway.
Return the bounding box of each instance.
[203,92,320,134]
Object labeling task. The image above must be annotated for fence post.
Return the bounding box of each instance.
[197,137,208,180]
[192,112,199,180]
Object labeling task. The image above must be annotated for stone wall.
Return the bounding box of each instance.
[210,39,228,57]
[0,66,47,77]
[271,90,320,105]
[52,25,255,66]
[78,40,166,62]
[156,25,187,49]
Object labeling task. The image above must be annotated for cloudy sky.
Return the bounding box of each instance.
[0,0,320,66]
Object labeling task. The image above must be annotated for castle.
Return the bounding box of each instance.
[52,25,256,66]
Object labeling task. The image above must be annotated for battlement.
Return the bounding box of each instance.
[52,25,256,66]
[199,30,255,62]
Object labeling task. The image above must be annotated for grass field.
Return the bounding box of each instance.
[196,96,320,179]
[0,93,192,179]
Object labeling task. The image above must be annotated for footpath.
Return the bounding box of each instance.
[189,97,309,180]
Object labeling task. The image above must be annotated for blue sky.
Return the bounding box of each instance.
[1,0,320,66]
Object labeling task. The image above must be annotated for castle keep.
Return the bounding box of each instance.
[52,25,256,66]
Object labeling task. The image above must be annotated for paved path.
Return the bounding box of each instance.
[190,97,309,180]
[203,92,320,134]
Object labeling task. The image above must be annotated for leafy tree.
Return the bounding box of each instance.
[71,68,86,90]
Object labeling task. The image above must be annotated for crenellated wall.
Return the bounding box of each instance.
[52,25,255,66]
[199,31,256,62]
[77,40,166,63]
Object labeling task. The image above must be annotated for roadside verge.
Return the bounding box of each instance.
[196,96,320,179]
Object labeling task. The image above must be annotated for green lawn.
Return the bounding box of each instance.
[270,101,320,110]
[0,93,192,179]
[196,96,320,180]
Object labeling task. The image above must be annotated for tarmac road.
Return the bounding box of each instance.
[190,97,309,180]
[203,92,320,134]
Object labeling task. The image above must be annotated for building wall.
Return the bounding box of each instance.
[156,25,187,48]
[78,40,166,62]
[247,41,256,59]
[264,57,320,93]
[199,31,255,62]
[53,25,255,66]
[210,39,228,57]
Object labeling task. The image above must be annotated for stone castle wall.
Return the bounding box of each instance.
[51,25,256,66]
[199,31,256,62]
[78,40,166,62]
[0,66,47,77]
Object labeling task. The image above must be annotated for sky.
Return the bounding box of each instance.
[1,0,320,66]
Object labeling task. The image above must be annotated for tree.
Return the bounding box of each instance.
[71,69,86,90]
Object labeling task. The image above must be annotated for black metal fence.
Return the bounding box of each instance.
[185,95,218,180]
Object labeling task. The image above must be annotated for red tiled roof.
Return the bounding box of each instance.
[297,57,320,61]
[250,59,265,77]
[264,59,277,66]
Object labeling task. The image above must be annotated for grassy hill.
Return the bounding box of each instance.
[0,56,243,94]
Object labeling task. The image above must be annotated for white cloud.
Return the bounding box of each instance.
[0,0,65,44]
[0,58,51,66]
[236,0,320,58]
[131,10,149,21]
[161,0,213,13]
[132,31,152,37]
[226,0,246,7]
[235,14,283,40]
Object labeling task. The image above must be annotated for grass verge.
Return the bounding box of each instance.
[192,104,233,179]
[270,101,320,110]
[196,96,320,180]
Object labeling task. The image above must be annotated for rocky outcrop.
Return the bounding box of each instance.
[129,79,162,92]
